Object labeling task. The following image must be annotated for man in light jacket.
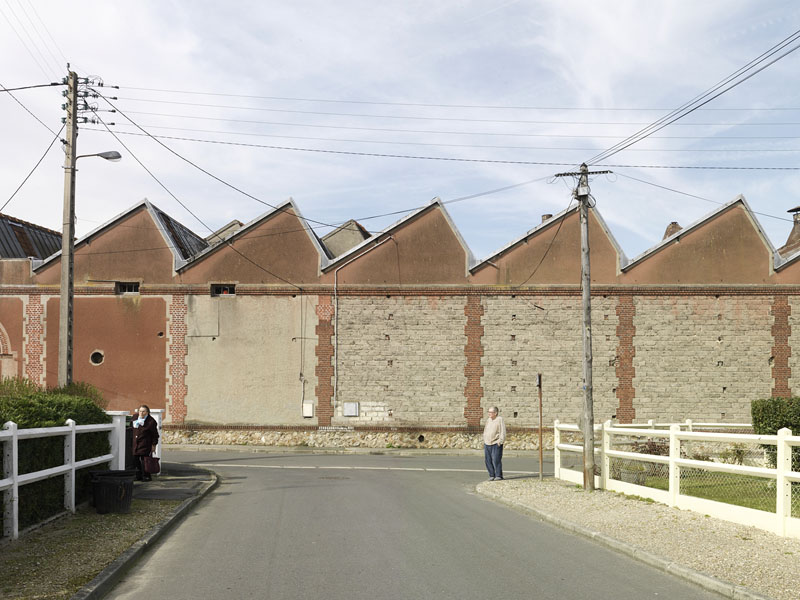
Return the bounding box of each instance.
[483,406,506,480]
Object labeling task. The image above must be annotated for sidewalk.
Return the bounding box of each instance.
[72,462,218,600]
[478,477,796,600]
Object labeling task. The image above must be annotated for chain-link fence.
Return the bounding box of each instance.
[607,431,669,491]
[554,420,800,537]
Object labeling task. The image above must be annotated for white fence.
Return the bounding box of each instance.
[1,411,131,540]
[554,419,800,539]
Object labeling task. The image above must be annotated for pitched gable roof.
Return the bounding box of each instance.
[34,199,209,272]
[0,213,61,260]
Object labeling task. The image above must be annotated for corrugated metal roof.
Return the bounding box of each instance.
[150,206,208,260]
[0,213,61,259]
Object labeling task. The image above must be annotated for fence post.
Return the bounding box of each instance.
[553,420,561,480]
[150,409,164,461]
[776,428,791,536]
[3,421,19,539]
[601,420,611,489]
[106,411,128,470]
[64,419,76,514]
[668,424,680,507]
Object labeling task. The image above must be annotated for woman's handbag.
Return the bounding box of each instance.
[143,455,160,475]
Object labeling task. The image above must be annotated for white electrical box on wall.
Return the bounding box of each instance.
[343,402,359,417]
[302,402,314,418]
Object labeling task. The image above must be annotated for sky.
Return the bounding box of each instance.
[2,1,800,263]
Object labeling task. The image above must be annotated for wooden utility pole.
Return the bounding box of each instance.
[554,163,610,491]
[58,69,78,387]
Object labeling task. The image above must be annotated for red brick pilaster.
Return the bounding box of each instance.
[315,295,335,427]
[167,294,188,424]
[464,295,484,428]
[771,294,791,398]
[24,294,44,386]
[615,295,636,423]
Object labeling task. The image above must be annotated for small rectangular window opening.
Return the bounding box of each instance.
[211,284,236,296]
[115,282,140,295]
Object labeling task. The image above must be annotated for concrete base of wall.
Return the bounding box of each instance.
[163,429,558,450]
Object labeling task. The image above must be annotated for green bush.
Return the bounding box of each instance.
[751,397,800,469]
[0,383,111,532]
[751,397,800,435]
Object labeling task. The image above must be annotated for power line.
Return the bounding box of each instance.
[589,29,800,165]
[614,171,793,223]
[97,122,800,153]
[1,123,64,212]
[0,81,58,134]
[116,112,800,140]
[116,85,800,112]
[83,126,800,170]
[121,96,800,127]
[0,1,56,80]
[91,112,304,290]
[91,91,373,232]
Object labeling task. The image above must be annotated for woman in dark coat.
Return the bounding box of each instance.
[132,405,159,481]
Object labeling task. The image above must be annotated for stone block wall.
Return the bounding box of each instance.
[482,295,619,427]
[335,295,467,424]
[632,295,772,422]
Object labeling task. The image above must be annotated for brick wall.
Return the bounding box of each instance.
[632,295,772,422]
[167,294,188,423]
[335,295,467,424]
[23,294,44,386]
[771,294,791,398]
[315,295,335,426]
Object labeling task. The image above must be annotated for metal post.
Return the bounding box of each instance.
[64,419,76,513]
[578,163,595,491]
[58,70,78,387]
[537,373,543,481]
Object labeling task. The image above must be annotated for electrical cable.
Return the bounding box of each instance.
[0,123,65,212]
[514,194,576,288]
[0,1,56,80]
[91,112,304,290]
[115,85,800,112]
[111,112,800,140]
[0,81,58,135]
[588,29,800,165]
[614,171,793,223]
[95,122,800,153]
[91,90,378,231]
[82,126,800,170]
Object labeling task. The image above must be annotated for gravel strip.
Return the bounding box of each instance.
[477,478,799,600]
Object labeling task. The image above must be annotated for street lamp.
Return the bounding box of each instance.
[58,147,122,387]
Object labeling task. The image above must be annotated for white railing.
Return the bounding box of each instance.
[554,419,800,539]
[1,411,128,540]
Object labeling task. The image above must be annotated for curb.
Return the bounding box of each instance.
[71,466,219,600]
[164,443,543,458]
[476,485,774,600]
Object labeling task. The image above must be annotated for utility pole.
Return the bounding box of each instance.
[554,163,610,491]
[58,69,78,387]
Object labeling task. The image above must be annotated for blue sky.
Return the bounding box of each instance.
[2,1,800,262]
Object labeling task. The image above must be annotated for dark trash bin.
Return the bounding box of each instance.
[91,470,136,514]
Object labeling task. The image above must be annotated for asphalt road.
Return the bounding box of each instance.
[106,450,723,600]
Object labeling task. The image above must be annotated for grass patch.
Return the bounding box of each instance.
[0,498,180,599]
[679,470,776,512]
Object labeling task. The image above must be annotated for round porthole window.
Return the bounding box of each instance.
[90,351,104,365]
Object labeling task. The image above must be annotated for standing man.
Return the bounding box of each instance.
[483,405,506,481]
